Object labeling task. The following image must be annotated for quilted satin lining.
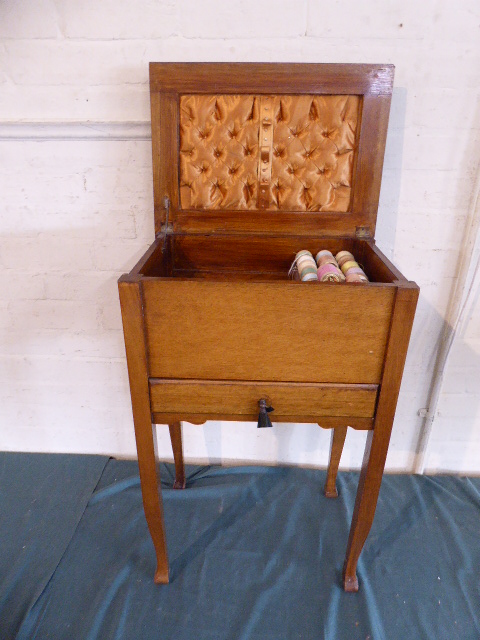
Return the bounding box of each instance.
[179,94,360,212]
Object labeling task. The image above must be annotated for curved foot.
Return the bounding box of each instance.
[324,487,338,499]
[168,422,186,493]
[325,426,347,502]
[343,573,359,592]
[154,566,170,584]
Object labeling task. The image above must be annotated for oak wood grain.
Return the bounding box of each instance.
[168,421,186,489]
[324,426,348,498]
[363,241,407,282]
[152,413,374,430]
[143,279,395,384]
[150,379,378,419]
[144,235,400,283]
[342,282,419,592]
[350,94,392,237]
[118,275,169,584]
[171,209,376,239]
[150,62,394,95]
[117,62,419,594]
[152,92,179,234]
[149,63,394,238]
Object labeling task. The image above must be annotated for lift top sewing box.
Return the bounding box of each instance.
[118,63,419,592]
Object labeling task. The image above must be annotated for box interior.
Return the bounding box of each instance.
[137,235,402,284]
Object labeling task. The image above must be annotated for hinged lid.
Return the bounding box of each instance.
[149,63,394,238]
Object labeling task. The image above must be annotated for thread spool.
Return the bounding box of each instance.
[297,255,315,270]
[297,258,317,272]
[343,267,365,276]
[315,249,332,259]
[336,251,369,282]
[346,272,368,283]
[317,256,339,268]
[288,250,311,280]
[317,262,344,282]
[296,250,314,261]
[343,267,369,283]
[301,271,319,282]
[315,250,335,264]
[341,261,369,283]
[289,248,369,283]
[340,260,359,274]
[336,251,355,267]
[299,264,318,282]
[290,250,319,282]
[316,253,339,269]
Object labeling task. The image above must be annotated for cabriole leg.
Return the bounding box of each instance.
[342,429,389,592]
[168,421,186,489]
[137,422,170,584]
[324,425,348,498]
[119,276,169,584]
[342,284,419,592]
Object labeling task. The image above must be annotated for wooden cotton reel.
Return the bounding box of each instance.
[291,250,318,282]
[315,250,344,282]
[336,251,369,283]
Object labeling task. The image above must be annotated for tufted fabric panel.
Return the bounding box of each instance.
[179,94,360,212]
[180,95,260,210]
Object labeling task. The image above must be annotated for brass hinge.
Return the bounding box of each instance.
[355,226,372,239]
[159,196,173,251]
[160,221,174,235]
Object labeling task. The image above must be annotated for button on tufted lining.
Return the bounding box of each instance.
[179,93,360,211]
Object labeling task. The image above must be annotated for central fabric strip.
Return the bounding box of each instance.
[257,96,274,209]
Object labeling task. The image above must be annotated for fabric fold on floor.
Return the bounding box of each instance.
[0,452,108,639]
[9,458,480,640]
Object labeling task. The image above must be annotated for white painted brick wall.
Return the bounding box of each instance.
[1,0,479,472]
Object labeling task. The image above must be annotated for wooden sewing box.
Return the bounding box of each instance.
[118,63,419,592]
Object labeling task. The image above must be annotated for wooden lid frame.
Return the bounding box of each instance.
[149,62,394,238]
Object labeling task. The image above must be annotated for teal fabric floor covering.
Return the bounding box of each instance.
[0,452,108,640]
[1,454,479,639]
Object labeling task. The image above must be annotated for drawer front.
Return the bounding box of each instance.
[149,379,378,421]
[143,280,395,384]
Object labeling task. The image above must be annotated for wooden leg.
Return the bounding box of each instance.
[324,425,347,498]
[137,422,170,584]
[168,421,186,489]
[342,284,419,592]
[342,429,388,592]
[119,276,169,584]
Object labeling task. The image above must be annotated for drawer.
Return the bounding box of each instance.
[142,279,395,384]
[149,379,378,424]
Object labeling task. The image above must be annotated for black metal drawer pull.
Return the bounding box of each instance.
[257,398,274,429]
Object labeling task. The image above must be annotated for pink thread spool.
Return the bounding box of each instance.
[317,255,338,268]
[317,262,344,282]
[316,253,339,269]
